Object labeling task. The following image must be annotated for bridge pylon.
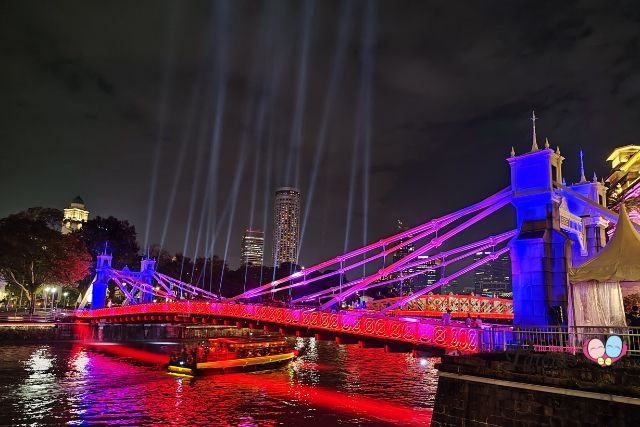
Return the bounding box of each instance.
[140,256,156,304]
[507,135,611,327]
[508,144,570,327]
[92,250,113,309]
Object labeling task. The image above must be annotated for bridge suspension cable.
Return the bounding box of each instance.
[289,229,516,304]
[380,246,511,314]
[230,187,511,302]
[319,191,513,310]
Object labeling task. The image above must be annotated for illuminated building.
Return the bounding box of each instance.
[272,187,301,266]
[62,196,89,234]
[473,251,511,296]
[392,220,414,264]
[606,145,640,224]
[413,256,442,290]
[241,229,264,266]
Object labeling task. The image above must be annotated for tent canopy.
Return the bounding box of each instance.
[570,205,640,283]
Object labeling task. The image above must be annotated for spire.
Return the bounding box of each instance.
[544,137,550,149]
[510,146,515,157]
[531,110,539,152]
[556,145,561,155]
[579,148,587,183]
[592,171,598,183]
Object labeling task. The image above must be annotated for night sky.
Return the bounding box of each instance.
[2,1,640,269]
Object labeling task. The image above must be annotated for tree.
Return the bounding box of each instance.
[0,209,92,313]
[76,216,140,269]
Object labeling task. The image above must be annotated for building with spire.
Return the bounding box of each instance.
[272,187,301,266]
[62,196,89,234]
[241,229,264,266]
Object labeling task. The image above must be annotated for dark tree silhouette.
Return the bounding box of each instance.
[76,216,140,269]
[0,208,91,313]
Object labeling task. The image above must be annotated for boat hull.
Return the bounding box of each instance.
[167,351,296,376]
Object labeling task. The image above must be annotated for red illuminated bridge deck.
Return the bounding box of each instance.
[76,301,481,353]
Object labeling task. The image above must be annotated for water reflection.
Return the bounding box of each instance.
[17,347,59,423]
[0,337,436,426]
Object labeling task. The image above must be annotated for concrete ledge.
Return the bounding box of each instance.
[438,371,640,406]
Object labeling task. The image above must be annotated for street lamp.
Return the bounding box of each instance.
[63,292,69,308]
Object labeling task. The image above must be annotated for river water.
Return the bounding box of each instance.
[0,333,437,426]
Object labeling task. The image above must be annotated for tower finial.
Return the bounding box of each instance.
[531,110,539,152]
[510,146,516,157]
[556,145,561,155]
[544,137,550,149]
[579,148,587,183]
[592,171,598,183]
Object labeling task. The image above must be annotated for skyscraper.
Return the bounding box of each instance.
[62,196,89,234]
[240,229,264,266]
[272,187,301,266]
[473,251,511,296]
[413,256,442,290]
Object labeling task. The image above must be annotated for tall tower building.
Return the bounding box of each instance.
[62,196,89,234]
[272,187,301,266]
[241,229,264,266]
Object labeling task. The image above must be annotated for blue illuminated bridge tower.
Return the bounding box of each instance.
[507,115,608,326]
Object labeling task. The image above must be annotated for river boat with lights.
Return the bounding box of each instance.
[167,337,297,376]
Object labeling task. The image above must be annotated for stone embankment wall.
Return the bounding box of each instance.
[0,322,86,341]
[432,353,640,426]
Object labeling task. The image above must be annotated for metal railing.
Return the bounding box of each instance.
[479,325,640,358]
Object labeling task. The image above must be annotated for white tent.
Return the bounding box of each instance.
[568,205,640,327]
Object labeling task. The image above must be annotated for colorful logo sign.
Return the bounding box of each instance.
[583,336,627,367]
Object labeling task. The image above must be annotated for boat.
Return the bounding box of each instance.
[167,336,297,376]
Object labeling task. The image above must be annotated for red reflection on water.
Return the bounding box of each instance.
[85,342,167,364]
[76,343,432,426]
[225,373,432,426]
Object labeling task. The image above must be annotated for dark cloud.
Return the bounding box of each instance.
[1,0,640,271]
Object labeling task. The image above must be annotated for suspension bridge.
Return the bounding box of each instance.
[76,131,621,354]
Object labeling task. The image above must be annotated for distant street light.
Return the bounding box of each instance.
[63,292,69,308]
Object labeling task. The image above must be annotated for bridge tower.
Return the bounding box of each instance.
[507,114,571,327]
[140,255,156,303]
[564,150,609,266]
[92,250,112,309]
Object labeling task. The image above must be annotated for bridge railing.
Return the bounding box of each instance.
[74,301,483,352]
[369,294,514,315]
[478,325,640,358]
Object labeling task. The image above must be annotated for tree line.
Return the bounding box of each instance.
[0,207,354,312]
